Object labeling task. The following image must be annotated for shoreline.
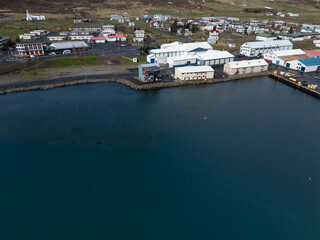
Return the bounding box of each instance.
[0,72,268,95]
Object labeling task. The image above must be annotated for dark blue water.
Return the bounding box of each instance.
[0,77,319,240]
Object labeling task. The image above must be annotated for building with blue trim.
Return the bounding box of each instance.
[287,58,320,72]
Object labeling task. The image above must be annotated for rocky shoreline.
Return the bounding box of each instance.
[0,72,268,95]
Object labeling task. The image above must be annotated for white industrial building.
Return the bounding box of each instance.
[175,66,215,80]
[50,41,89,53]
[147,41,213,64]
[239,40,293,57]
[26,10,45,21]
[166,50,234,68]
[264,49,310,66]
[223,59,269,75]
[286,58,320,72]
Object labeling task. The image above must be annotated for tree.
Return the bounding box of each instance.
[289,26,294,34]
[191,24,198,33]
[170,20,178,33]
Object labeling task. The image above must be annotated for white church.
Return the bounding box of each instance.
[26,10,45,21]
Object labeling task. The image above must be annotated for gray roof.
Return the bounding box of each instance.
[50,41,88,50]
[244,40,293,49]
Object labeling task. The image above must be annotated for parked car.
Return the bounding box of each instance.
[49,52,56,55]
[62,50,71,54]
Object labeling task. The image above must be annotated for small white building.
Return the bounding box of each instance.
[223,59,269,75]
[47,36,65,41]
[133,30,145,42]
[175,66,215,81]
[239,40,293,57]
[69,35,93,41]
[26,10,45,21]
[256,34,277,41]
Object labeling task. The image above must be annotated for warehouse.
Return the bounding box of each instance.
[72,25,102,32]
[239,40,293,57]
[256,33,277,41]
[147,42,213,63]
[287,58,320,72]
[175,66,215,81]
[166,50,234,68]
[304,50,320,58]
[264,49,310,66]
[69,35,93,41]
[223,59,269,75]
[50,41,89,53]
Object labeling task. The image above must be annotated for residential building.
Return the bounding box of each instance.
[47,36,65,41]
[91,37,106,43]
[223,59,269,75]
[256,33,277,41]
[69,35,93,41]
[16,42,45,56]
[26,10,45,21]
[133,30,145,42]
[72,25,102,32]
[175,66,215,81]
[239,40,293,57]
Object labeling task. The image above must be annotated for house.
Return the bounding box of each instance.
[101,29,116,36]
[16,42,45,56]
[264,49,310,66]
[287,58,320,72]
[239,40,293,57]
[133,30,145,42]
[147,42,213,63]
[110,15,122,21]
[50,41,89,53]
[105,35,126,42]
[175,66,215,81]
[103,24,115,30]
[26,10,45,21]
[47,36,65,41]
[223,59,269,75]
[314,40,320,47]
[91,37,106,43]
[256,33,277,41]
[301,28,313,33]
[288,13,299,17]
[0,35,9,47]
[69,35,93,41]
[19,34,36,40]
[72,25,102,32]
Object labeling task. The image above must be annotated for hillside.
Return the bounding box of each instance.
[1,0,319,23]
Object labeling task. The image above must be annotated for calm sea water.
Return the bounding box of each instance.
[0,76,319,240]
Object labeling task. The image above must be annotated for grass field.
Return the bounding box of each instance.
[0,19,74,40]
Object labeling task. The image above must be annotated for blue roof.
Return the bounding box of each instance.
[298,58,320,66]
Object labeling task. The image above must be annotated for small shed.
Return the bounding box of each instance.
[138,63,161,82]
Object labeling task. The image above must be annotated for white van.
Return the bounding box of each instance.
[62,50,71,54]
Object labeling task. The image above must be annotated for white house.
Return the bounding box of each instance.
[239,40,293,57]
[26,10,45,21]
[133,30,145,42]
[47,36,65,41]
[147,41,213,64]
[223,59,269,75]
[69,35,93,41]
[175,66,215,80]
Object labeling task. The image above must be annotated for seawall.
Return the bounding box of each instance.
[0,72,267,95]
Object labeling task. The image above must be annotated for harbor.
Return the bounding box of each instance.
[268,71,320,99]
